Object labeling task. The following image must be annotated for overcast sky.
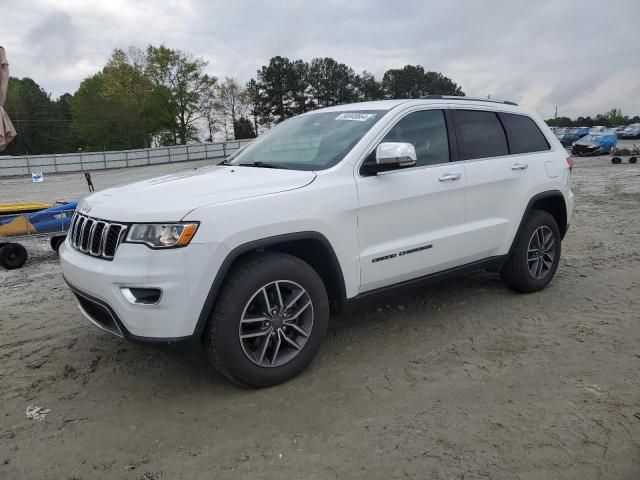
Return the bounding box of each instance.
[3,0,640,119]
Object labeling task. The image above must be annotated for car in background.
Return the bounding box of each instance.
[571,132,617,156]
[612,126,627,137]
[589,126,609,135]
[574,126,590,138]
[555,131,579,148]
[621,124,640,139]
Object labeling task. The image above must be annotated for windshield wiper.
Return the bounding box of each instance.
[235,161,286,169]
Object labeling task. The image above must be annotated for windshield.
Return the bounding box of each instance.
[229,110,385,171]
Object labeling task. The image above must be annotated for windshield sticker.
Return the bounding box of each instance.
[335,113,376,122]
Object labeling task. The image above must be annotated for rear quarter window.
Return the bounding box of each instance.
[499,113,550,154]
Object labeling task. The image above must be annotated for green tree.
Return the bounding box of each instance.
[254,56,309,124]
[71,73,137,151]
[217,77,246,139]
[102,48,174,147]
[545,116,573,128]
[71,48,174,151]
[233,116,256,139]
[382,65,464,98]
[52,93,74,151]
[243,78,265,134]
[146,45,217,144]
[604,108,627,126]
[308,57,358,108]
[2,77,72,155]
[355,70,384,101]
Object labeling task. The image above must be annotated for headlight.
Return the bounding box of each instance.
[125,223,199,249]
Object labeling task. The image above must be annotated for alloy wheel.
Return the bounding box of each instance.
[238,280,314,367]
[527,226,556,280]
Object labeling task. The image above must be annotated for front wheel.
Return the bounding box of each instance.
[501,210,561,293]
[204,252,329,387]
[50,236,66,252]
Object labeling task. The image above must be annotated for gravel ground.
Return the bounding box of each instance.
[1,149,639,479]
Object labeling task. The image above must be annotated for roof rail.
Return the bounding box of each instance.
[419,95,519,106]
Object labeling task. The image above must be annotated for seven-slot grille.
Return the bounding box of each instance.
[68,212,127,260]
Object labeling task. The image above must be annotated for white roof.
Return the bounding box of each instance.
[315,100,410,112]
[311,97,523,113]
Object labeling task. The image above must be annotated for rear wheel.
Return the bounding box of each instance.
[611,157,622,164]
[501,210,561,293]
[204,252,329,387]
[0,243,28,270]
[629,157,637,164]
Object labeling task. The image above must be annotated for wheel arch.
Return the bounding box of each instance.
[509,190,568,255]
[193,232,347,338]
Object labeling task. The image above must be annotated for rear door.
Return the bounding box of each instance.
[355,108,468,293]
[451,109,548,259]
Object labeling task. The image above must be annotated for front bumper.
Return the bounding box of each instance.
[571,144,604,156]
[60,239,229,340]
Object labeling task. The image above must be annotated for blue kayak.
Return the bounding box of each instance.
[0,202,77,236]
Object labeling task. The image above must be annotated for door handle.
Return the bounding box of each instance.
[511,163,528,170]
[438,173,461,181]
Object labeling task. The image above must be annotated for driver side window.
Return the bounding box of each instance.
[382,110,450,167]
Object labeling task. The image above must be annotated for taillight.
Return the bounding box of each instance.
[566,156,574,173]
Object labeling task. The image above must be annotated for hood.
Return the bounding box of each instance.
[574,138,599,147]
[78,165,316,222]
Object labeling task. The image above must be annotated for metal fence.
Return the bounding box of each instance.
[0,140,253,177]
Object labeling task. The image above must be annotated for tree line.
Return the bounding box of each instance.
[2,46,464,155]
[545,108,640,128]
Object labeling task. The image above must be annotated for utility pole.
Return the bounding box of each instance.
[555,105,558,119]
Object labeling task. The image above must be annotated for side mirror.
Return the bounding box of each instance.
[361,142,417,176]
[376,142,417,167]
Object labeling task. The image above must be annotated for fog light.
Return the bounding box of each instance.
[120,287,162,305]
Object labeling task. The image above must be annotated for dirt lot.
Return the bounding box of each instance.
[1,151,639,480]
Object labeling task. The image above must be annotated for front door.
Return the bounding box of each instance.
[355,109,468,293]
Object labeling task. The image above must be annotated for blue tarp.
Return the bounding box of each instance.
[581,133,618,151]
[574,127,590,138]
[0,202,77,235]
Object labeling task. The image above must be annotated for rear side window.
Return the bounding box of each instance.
[382,110,449,167]
[452,110,508,160]
[500,113,550,154]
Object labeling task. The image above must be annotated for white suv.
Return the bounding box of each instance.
[60,97,574,387]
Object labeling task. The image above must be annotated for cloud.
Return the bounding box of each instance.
[3,0,640,118]
[26,11,78,66]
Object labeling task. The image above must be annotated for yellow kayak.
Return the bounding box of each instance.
[0,216,37,236]
[0,203,51,215]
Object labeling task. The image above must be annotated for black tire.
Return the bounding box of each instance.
[0,243,28,270]
[611,157,622,164]
[50,236,66,252]
[629,157,637,164]
[204,252,329,387]
[501,210,561,293]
